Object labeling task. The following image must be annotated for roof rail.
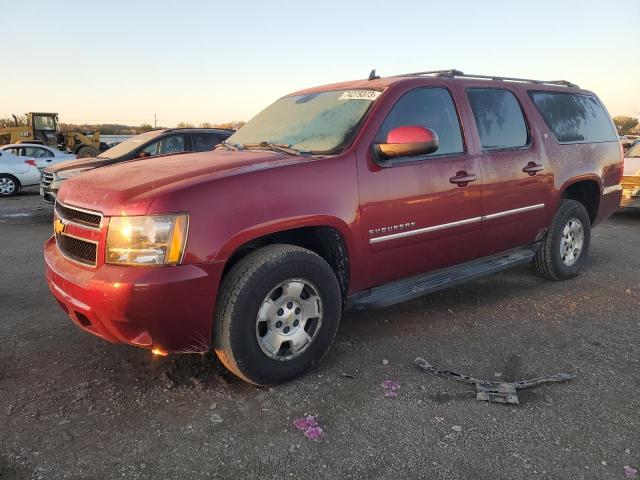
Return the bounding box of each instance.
[393,69,578,88]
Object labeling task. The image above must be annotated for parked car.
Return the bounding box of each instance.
[0,149,42,197]
[44,70,623,385]
[621,142,640,208]
[40,128,233,203]
[0,143,76,172]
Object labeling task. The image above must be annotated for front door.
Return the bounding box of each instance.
[357,86,483,288]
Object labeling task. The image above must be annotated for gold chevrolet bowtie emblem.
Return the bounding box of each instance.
[54,217,66,235]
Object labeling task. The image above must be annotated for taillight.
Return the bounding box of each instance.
[24,160,37,167]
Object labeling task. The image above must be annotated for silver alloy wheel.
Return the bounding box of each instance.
[559,217,584,266]
[255,278,323,361]
[0,177,16,195]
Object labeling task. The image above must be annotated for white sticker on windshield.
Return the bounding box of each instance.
[338,90,381,101]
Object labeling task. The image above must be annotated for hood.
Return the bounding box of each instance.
[57,149,315,215]
[47,157,116,173]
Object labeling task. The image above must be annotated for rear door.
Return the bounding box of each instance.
[24,146,55,171]
[467,88,552,256]
[357,86,483,288]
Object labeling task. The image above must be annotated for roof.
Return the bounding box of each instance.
[289,69,587,96]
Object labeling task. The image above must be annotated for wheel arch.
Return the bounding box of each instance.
[0,173,21,190]
[558,176,601,224]
[217,219,353,299]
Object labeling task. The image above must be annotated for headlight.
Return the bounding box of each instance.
[106,214,189,266]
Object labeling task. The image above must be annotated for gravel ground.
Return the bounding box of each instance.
[1,187,639,480]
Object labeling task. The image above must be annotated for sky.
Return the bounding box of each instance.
[2,0,639,127]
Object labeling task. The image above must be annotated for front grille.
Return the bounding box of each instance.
[56,234,97,266]
[41,172,55,187]
[55,202,102,228]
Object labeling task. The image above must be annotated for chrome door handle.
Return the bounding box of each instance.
[450,172,478,187]
[522,162,544,176]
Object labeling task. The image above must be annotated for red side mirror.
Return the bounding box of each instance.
[373,125,439,163]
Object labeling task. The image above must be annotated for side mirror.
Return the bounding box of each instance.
[372,126,439,165]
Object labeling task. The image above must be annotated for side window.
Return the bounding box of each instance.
[6,148,22,156]
[190,133,219,151]
[25,147,53,158]
[467,88,529,150]
[528,92,618,144]
[142,135,185,156]
[375,87,464,158]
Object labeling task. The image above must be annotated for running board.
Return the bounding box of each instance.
[346,247,537,310]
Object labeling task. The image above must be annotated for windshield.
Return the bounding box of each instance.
[33,115,57,131]
[626,143,640,158]
[227,89,381,154]
[98,130,164,159]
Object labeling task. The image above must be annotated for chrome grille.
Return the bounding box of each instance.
[41,172,55,187]
[55,202,102,229]
[56,234,97,266]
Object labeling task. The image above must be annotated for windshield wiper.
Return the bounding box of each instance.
[241,142,308,156]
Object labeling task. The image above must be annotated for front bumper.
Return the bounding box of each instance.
[44,236,223,353]
[620,176,640,208]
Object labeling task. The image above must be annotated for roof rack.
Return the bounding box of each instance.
[392,69,578,88]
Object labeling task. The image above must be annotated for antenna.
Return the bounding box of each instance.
[368,69,380,81]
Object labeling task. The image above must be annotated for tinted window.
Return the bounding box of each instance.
[190,133,220,151]
[468,89,528,150]
[529,92,617,144]
[142,135,185,156]
[375,87,464,157]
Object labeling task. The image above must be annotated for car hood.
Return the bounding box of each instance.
[57,149,316,215]
[623,156,640,176]
[47,157,116,173]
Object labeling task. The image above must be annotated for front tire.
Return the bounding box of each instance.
[214,244,342,385]
[533,199,591,280]
[76,145,99,158]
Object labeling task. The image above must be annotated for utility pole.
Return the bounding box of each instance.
[154,113,157,129]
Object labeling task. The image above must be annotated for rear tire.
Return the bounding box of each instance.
[76,145,99,158]
[533,199,591,280]
[214,244,342,385]
[0,174,20,197]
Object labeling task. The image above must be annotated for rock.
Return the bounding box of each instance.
[451,425,462,432]
[382,359,389,366]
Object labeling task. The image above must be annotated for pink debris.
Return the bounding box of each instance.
[625,466,638,479]
[303,426,325,440]
[382,379,400,391]
[293,416,324,440]
[293,416,317,431]
[384,390,399,398]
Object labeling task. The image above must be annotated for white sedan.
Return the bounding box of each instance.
[0,149,42,197]
[0,143,77,172]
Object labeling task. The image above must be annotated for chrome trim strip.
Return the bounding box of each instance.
[54,200,103,230]
[482,203,545,221]
[369,203,546,244]
[370,216,482,244]
[602,184,622,195]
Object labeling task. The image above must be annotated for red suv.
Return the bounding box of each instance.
[44,70,624,385]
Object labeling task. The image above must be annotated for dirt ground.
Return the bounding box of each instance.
[1,187,639,479]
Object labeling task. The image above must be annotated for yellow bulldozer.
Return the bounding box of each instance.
[0,112,105,157]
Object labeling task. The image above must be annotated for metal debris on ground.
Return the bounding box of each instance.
[414,357,575,405]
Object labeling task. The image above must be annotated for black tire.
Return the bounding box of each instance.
[533,199,591,280]
[214,244,342,385]
[0,174,20,197]
[76,145,99,158]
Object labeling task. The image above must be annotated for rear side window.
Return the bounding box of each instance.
[467,88,529,150]
[375,87,464,158]
[529,92,617,144]
[190,133,220,151]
